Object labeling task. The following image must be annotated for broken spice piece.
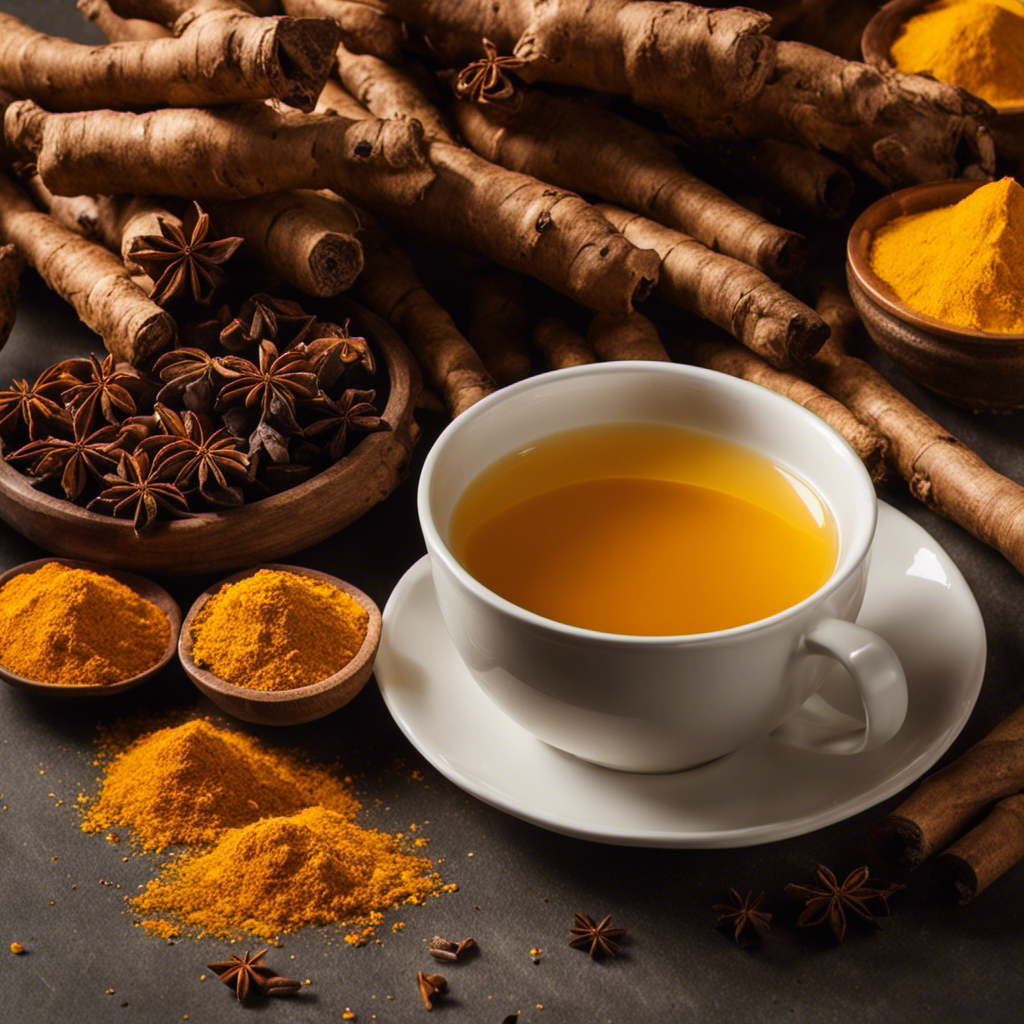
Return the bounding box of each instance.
[428,935,475,962]
[568,913,626,958]
[712,889,772,948]
[784,865,903,943]
[417,971,447,1010]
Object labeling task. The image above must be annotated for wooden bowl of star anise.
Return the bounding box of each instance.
[0,296,420,575]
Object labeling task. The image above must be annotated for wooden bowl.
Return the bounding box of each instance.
[0,299,421,575]
[178,564,381,726]
[0,557,181,700]
[862,0,1024,160]
[846,179,1024,411]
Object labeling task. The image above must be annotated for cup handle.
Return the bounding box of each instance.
[770,619,908,755]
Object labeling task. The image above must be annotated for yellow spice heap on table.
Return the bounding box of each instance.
[190,569,369,691]
[82,719,360,851]
[0,562,168,686]
[869,177,1024,334]
[891,0,1024,107]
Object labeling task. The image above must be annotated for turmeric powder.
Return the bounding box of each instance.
[189,569,368,691]
[869,177,1024,334]
[0,562,168,685]
[891,1,1024,108]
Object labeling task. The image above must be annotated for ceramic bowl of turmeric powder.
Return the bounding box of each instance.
[0,557,180,699]
[846,177,1024,411]
[179,563,381,725]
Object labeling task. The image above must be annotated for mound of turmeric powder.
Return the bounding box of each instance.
[82,719,359,851]
[869,177,1024,334]
[891,0,1024,108]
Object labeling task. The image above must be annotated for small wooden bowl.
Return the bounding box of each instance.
[862,0,1024,160]
[847,179,1024,411]
[178,564,381,726]
[0,557,181,700]
[0,299,421,575]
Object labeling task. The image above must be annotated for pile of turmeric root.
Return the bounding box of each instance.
[5,0,1024,578]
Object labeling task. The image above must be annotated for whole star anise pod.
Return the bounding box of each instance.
[785,865,904,943]
[0,364,75,440]
[304,388,389,462]
[219,293,317,352]
[297,322,375,385]
[6,421,120,501]
[152,346,234,413]
[216,340,318,434]
[207,949,299,1002]
[453,38,526,103]
[61,353,145,433]
[568,913,626,958]
[417,970,447,1010]
[87,450,191,531]
[712,889,772,948]
[128,202,243,306]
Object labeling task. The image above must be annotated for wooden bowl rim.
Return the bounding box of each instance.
[861,0,1024,115]
[0,557,182,698]
[178,563,382,705]
[0,297,417,561]
[847,179,1024,345]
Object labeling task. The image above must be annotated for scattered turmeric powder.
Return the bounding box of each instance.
[189,569,368,691]
[891,1,1024,108]
[869,177,1024,333]
[0,562,168,686]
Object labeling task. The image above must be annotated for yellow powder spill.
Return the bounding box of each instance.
[892,1,1024,107]
[82,720,359,851]
[0,562,169,686]
[133,807,442,941]
[189,569,369,691]
[869,177,1024,333]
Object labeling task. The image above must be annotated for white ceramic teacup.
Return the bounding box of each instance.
[418,362,907,773]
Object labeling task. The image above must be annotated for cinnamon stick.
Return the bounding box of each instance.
[0,242,22,349]
[810,282,1024,578]
[0,170,173,364]
[931,795,1024,904]
[597,203,828,369]
[466,267,534,386]
[533,316,595,371]
[588,311,669,362]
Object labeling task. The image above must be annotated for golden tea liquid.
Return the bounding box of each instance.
[450,424,837,636]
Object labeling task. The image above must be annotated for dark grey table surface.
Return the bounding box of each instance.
[3,4,1024,1022]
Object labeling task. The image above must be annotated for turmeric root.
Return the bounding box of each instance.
[597,203,827,370]
[682,327,887,481]
[533,316,595,371]
[670,41,995,188]
[810,284,1024,577]
[454,90,805,281]
[77,0,171,42]
[6,100,434,208]
[466,267,535,386]
[0,8,340,112]
[329,0,777,116]
[588,311,669,362]
[0,243,22,349]
[281,0,405,63]
[354,220,495,418]
[0,171,173,364]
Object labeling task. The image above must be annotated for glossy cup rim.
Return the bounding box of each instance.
[417,362,877,647]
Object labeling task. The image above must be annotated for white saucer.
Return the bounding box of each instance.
[376,503,986,848]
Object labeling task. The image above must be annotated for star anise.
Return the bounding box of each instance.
[206,949,299,1002]
[61,353,144,433]
[0,365,74,440]
[152,346,233,412]
[417,970,447,1010]
[216,340,318,434]
[712,889,772,948]
[568,913,626,958]
[428,935,476,962]
[297,322,375,386]
[87,450,191,531]
[128,202,243,306]
[304,388,389,462]
[219,294,316,352]
[6,421,120,501]
[785,865,904,943]
[141,408,249,505]
[453,38,526,103]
